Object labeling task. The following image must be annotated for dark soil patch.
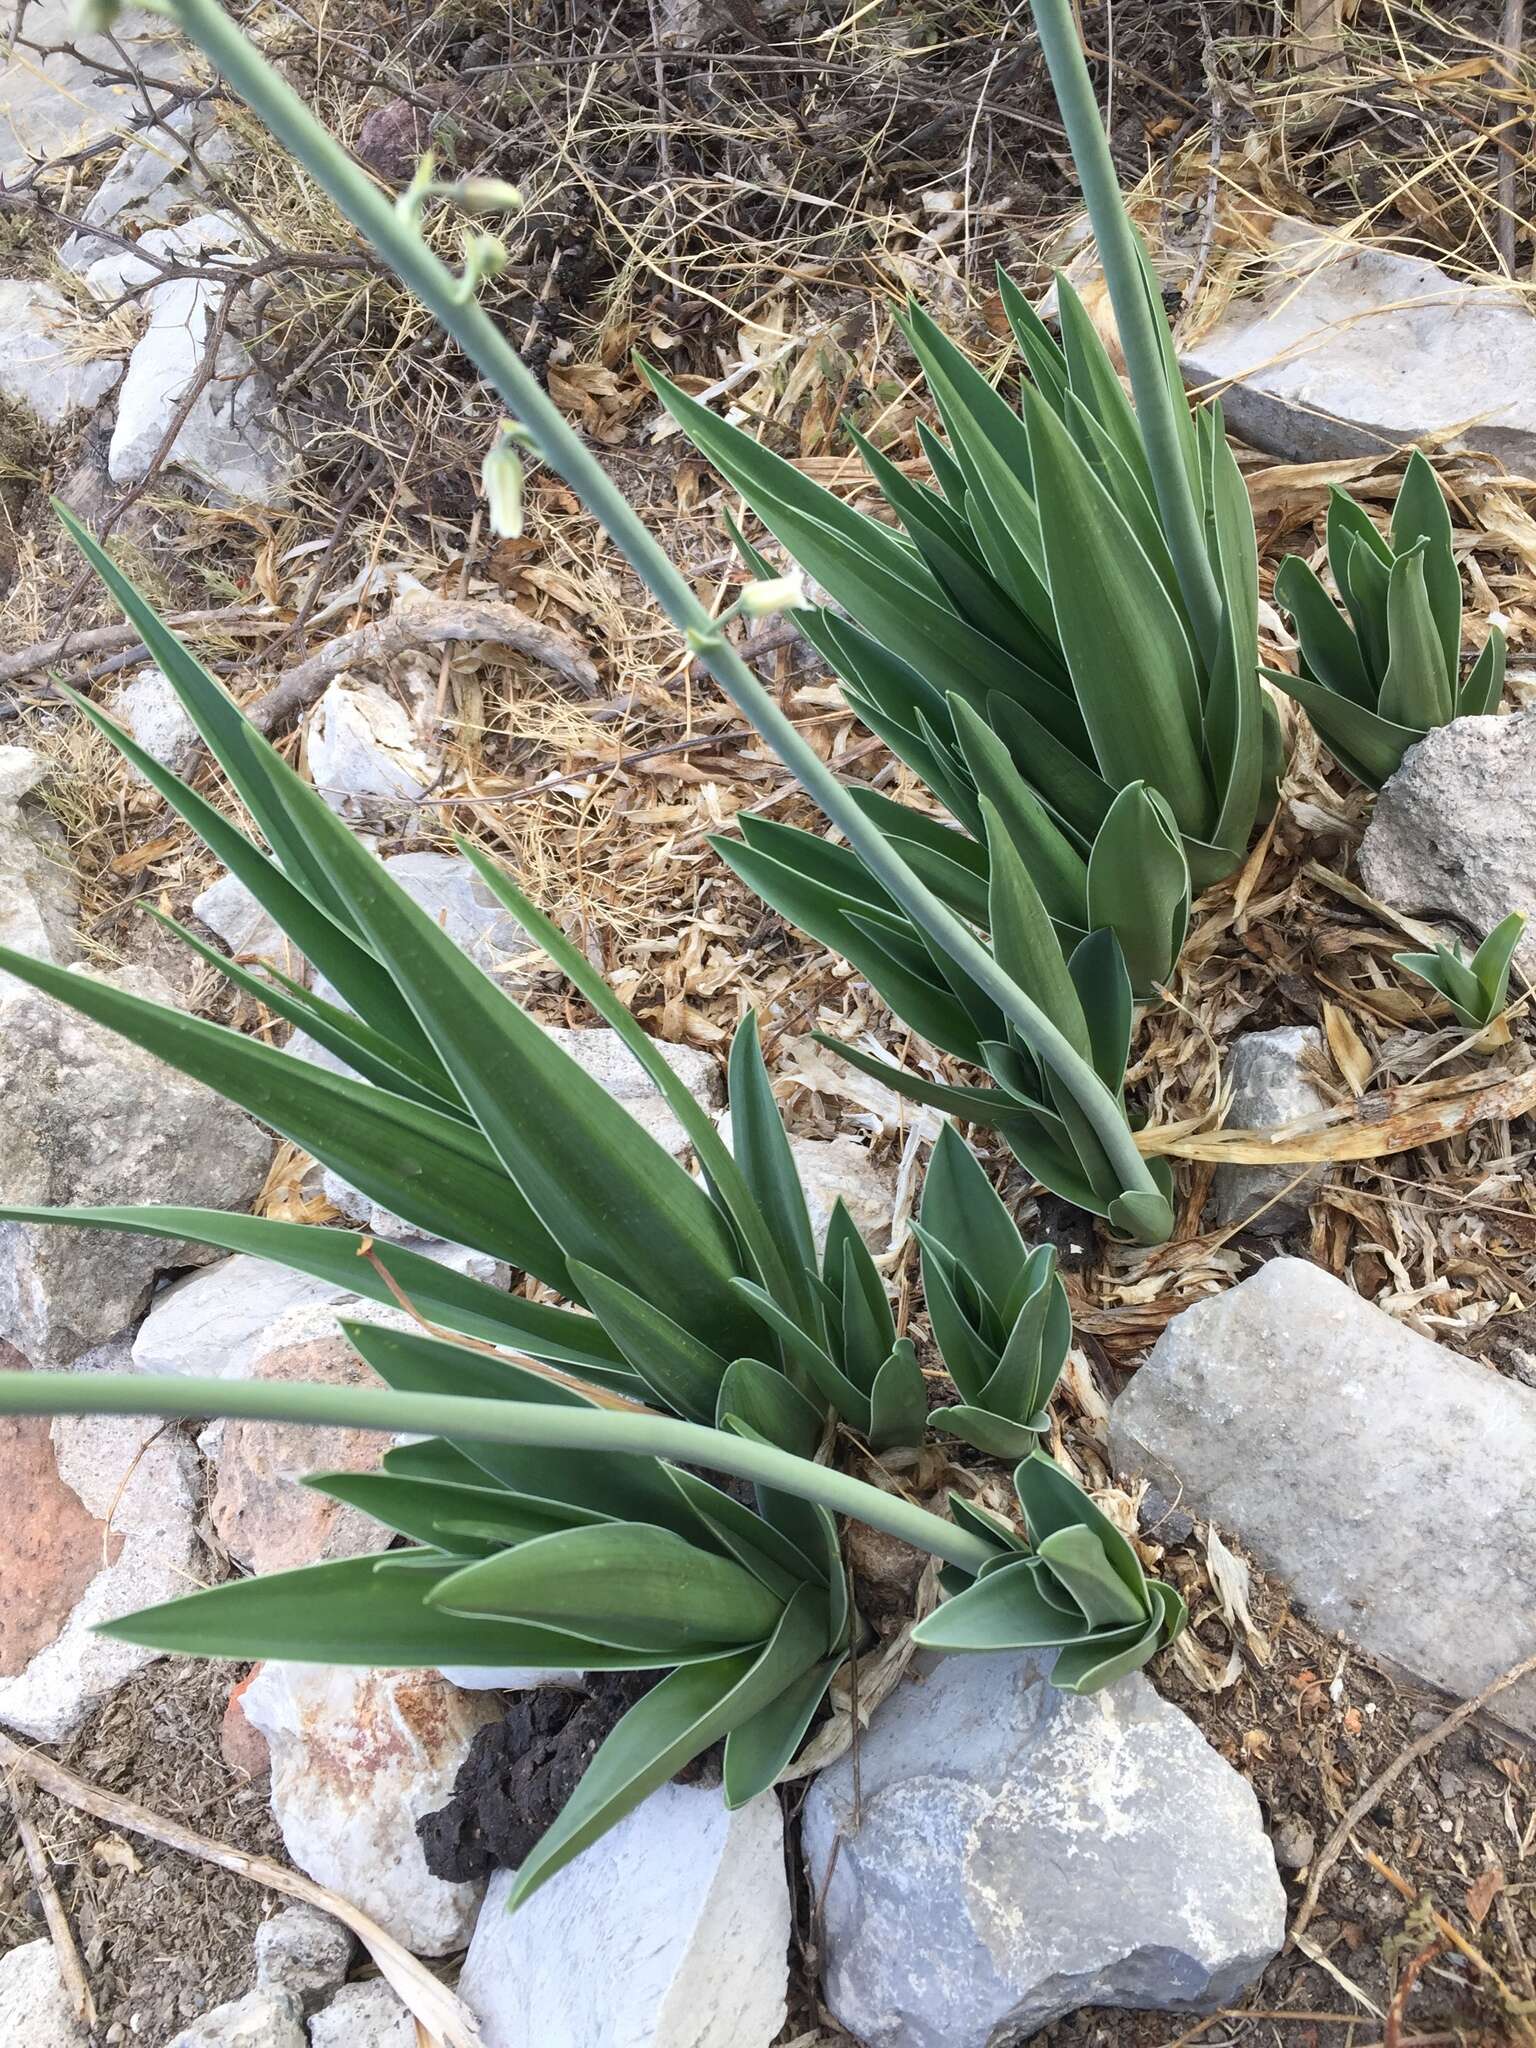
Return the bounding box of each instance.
[0,1657,282,2046]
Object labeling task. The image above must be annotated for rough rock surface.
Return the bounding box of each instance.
[0,279,123,424]
[1184,216,1536,468]
[308,1980,417,2047]
[133,1254,364,1381]
[803,1651,1285,2047]
[0,0,190,178]
[192,869,294,972]
[1359,712,1536,983]
[0,746,81,965]
[108,667,200,777]
[542,1024,722,1160]
[715,1113,897,1254]
[252,1905,353,2015]
[164,1989,305,2048]
[1208,1025,1330,1235]
[209,1335,396,1573]
[242,1664,500,1954]
[459,1784,789,2048]
[0,966,271,1364]
[305,679,438,825]
[0,1939,90,2045]
[1111,1258,1536,1739]
[0,1338,200,1742]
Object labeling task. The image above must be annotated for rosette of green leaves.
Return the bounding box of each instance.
[646,248,1274,909]
[0,510,929,1451]
[1272,454,1506,787]
[913,1126,1070,1457]
[726,783,1175,1236]
[1394,910,1526,1034]
[914,1451,1186,1691]
[0,1348,1186,1896]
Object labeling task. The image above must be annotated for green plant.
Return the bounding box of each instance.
[7,513,938,1451]
[1272,454,1506,786]
[1394,910,1526,1035]
[0,1357,1185,1904]
[114,0,1169,1251]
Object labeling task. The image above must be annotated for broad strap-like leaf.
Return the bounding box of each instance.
[566,1260,732,1423]
[1084,783,1190,998]
[0,947,570,1280]
[506,1588,827,1906]
[949,696,1092,928]
[1379,544,1452,729]
[303,1467,605,1553]
[1014,1449,1149,1609]
[96,1552,695,1668]
[1263,665,1420,788]
[982,798,1093,1065]
[919,1121,1025,1322]
[912,1554,1097,1651]
[996,264,1071,416]
[1019,385,1210,834]
[722,1654,841,1805]
[1458,626,1506,717]
[1035,1522,1150,1628]
[716,1357,825,1461]
[427,1521,784,1653]
[1390,451,1461,685]
[1273,554,1373,708]
[725,1013,819,1322]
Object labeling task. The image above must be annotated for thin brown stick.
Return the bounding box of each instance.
[5,1785,97,2029]
[0,1730,480,2048]
[1497,0,1526,276]
[0,607,276,687]
[243,596,600,733]
[1292,1645,1536,1943]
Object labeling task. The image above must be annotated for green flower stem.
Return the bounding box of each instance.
[0,1369,999,1575]
[153,0,1170,1242]
[1027,0,1221,661]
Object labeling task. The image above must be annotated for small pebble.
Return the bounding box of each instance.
[1270,1814,1316,1872]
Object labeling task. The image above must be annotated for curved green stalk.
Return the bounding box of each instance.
[1027,0,1221,658]
[0,1369,997,1575]
[151,0,1169,1241]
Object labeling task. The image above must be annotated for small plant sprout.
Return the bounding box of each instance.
[1393,910,1527,1040]
[1272,453,1506,787]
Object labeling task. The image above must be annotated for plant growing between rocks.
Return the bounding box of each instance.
[1394,909,1526,1040]
[0,510,1185,1901]
[1272,452,1506,786]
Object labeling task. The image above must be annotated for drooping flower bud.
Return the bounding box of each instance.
[738,571,810,618]
[481,423,526,538]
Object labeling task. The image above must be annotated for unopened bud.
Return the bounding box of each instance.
[450,178,525,215]
[459,229,509,298]
[481,424,525,538]
[738,571,810,618]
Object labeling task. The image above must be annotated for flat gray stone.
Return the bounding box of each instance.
[0,1940,90,2045]
[804,1650,1283,2047]
[0,0,190,178]
[0,965,272,1364]
[1184,217,1536,468]
[0,747,81,965]
[1359,711,1536,983]
[1208,1025,1329,1235]
[192,868,296,974]
[460,1784,788,2048]
[1111,1257,1536,1739]
[107,666,201,779]
[252,1903,353,2014]
[304,680,438,825]
[133,1253,375,1381]
[164,1989,305,2048]
[0,279,123,425]
[308,1980,416,2047]
[715,1114,896,1255]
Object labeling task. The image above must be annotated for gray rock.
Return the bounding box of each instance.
[304,679,438,825]
[1208,1025,1329,1235]
[0,966,272,1364]
[192,869,297,974]
[133,1253,376,1381]
[252,1904,354,2014]
[803,1650,1285,2047]
[373,850,531,979]
[438,1663,585,1691]
[242,1664,499,1955]
[0,747,81,965]
[0,1940,90,2045]
[0,0,191,178]
[459,1784,788,2048]
[83,210,253,301]
[1359,711,1536,984]
[1184,219,1536,468]
[0,279,123,425]
[1111,1257,1536,1740]
[715,1113,896,1255]
[164,1989,305,2048]
[541,1024,722,1161]
[77,99,233,240]
[308,1980,415,2047]
[108,667,200,777]
[106,263,291,505]
[0,1336,202,1743]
